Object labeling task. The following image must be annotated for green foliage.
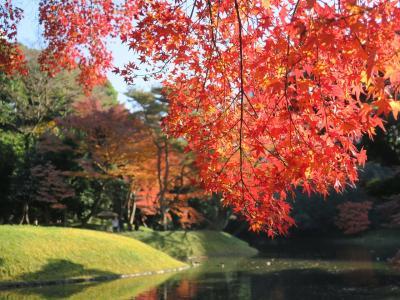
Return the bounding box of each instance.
[0,45,120,225]
[126,88,168,130]
[0,139,15,192]
[365,173,400,197]
[91,81,118,108]
[0,47,118,136]
[0,139,17,221]
[188,193,232,230]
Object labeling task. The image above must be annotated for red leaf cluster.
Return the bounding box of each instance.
[335,201,373,234]
[38,0,138,91]
[0,1,26,75]
[31,162,75,206]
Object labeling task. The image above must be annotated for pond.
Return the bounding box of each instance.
[1,240,400,300]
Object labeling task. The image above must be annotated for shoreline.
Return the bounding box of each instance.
[0,265,190,290]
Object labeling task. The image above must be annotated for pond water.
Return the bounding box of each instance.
[1,240,400,300]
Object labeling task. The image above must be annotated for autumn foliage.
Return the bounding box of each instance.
[135,148,206,228]
[48,97,204,228]
[0,1,25,75]
[375,194,400,228]
[55,98,153,179]
[31,162,75,210]
[335,201,373,234]
[2,0,400,235]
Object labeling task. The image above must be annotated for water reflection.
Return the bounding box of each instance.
[132,242,400,300]
[1,244,400,300]
[134,260,400,300]
[0,273,172,300]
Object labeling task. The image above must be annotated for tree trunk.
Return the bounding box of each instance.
[156,139,170,231]
[81,182,105,226]
[156,143,165,230]
[43,205,50,225]
[19,201,30,224]
[129,197,137,225]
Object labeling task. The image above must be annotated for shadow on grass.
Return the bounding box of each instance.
[125,230,256,261]
[134,231,193,260]
[0,259,117,299]
[19,259,116,282]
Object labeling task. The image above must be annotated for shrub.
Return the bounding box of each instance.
[335,201,373,234]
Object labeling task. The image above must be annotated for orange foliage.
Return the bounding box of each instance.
[59,98,155,180]
[135,145,207,228]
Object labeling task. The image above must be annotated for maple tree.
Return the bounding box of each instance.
[335,200,372,234]
[56,98,155,224]
[127,89,173,229]
[128,89,207,229]
[3,0,400,235]
[375,194,400,228]
[59,98,153,178]
[133,146,206,229]
[29,162,75,221]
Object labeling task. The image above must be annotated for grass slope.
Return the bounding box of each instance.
[122,229,258,260]
[0,226,186,282]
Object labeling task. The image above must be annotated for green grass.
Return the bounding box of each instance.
[121,228,258,260]
[0,225,187,282]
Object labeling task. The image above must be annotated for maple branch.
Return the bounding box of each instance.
[254,130,288,167]
[131,55,175,79]
[201,91,239,127]
[283,0,302,150]
[234,0,245,201]
[216,147,240,176]
[244,92,258,118]
[206,0,220,58]
[189,0,197,19]
[201,0,231,111]
[291,0,301,20]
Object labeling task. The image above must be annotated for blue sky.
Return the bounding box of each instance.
[15,0,158,104]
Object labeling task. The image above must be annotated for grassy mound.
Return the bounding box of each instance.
[0,226,186,282]
[122,229,258,260]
